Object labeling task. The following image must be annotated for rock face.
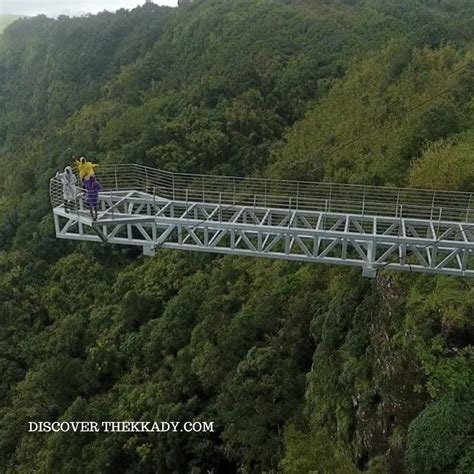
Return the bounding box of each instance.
[353,273,427,472]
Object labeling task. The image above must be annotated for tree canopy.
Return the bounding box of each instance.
[0,0,473,472]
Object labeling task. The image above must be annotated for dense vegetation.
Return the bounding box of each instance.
[0,0,473,472]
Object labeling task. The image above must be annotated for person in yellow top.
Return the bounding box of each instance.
[75,157,98,182]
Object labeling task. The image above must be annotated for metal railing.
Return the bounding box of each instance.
[50,163,474,223]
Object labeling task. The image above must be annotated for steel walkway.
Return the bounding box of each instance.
[50,164,474,278]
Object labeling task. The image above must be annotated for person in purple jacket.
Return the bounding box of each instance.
[84,175,102,221]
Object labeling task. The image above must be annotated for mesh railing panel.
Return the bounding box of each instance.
[50,163,474,223]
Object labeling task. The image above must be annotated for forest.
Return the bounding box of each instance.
[0,0,473,472]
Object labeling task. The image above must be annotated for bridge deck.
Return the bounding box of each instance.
[50,165,474,278]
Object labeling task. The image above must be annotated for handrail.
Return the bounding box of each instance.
[50,163,474,223]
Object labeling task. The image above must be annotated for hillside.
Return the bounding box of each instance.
[0,1,473,472]
[0,14,21,33]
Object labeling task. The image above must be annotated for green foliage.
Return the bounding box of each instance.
[409,131,474,191]
[273,42,473,186]
[403,278,474,398]
[281,425,357,474]
[0,0,474,472]
[405,391,474,473]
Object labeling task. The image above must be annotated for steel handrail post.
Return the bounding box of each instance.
[111,189,114,221]
[219,192,222,222]
[466,193,473,222]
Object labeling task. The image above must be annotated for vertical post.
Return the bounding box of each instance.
[111,190,114,221]
[151,220,157,245]
[172,175,176,201]
[362,240,377,278]
[362,216,377,278]
[186,189,189,217]
[288,197,292,234]
[399,204,404,240]
[202,176,205,203]
[54,211,60,235]
[362,186,366,219]
[102,193,107,235]
[233,177,236,205]
[75,187,79,220]
[430,191,436,221]
[296,182,300,210]
[431,240,438,269]
[78,187,84,235]
[466,193,472,222]
[324,199,328,230]
[219,192,222,222]
[329,184,333,213]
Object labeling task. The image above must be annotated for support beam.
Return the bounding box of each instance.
[52,190,474,278]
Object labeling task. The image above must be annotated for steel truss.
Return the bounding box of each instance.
[52,190,474,278]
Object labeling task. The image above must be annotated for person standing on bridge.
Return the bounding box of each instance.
[84,175,102,221]
[75,156,98,184]
[56,166,77,213]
